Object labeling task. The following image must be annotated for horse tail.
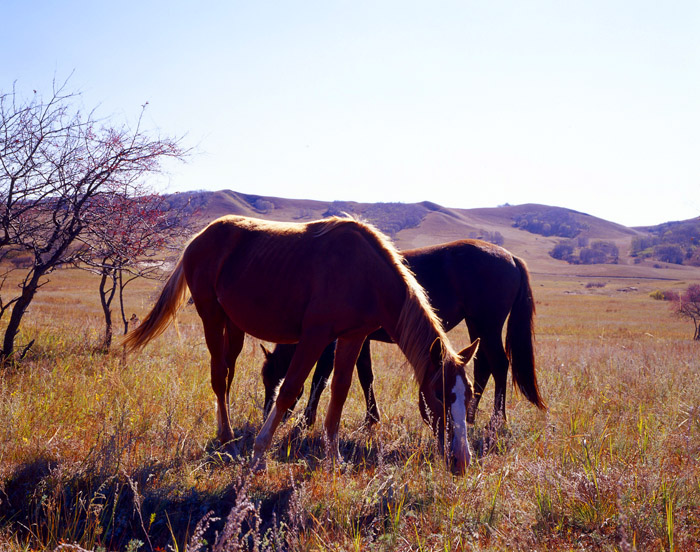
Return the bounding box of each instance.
[122,258,189,353]
[505,256,546,410]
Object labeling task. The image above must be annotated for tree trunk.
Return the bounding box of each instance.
[1,272,42,364]
[99,267,118,351]
[119,269,129,335]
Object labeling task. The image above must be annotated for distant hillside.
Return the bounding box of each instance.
[170,189,700,280]
[174,190,434,237]
[631,218,700,267]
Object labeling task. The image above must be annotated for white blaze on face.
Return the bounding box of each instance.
[450,375,471,469]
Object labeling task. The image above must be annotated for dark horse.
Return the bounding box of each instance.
[124,216,479,473]
[261,239,545,431]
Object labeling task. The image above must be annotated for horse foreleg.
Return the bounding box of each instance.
[253,335,330,469]
[324,337,365,466]
[468,349,491,424]
[355,339,380,426]
[303,341,336,427]
[489,344,510,430]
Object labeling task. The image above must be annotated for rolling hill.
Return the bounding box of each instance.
[169,189,700,281]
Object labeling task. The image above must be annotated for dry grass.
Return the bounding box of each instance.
[1,268,699,551]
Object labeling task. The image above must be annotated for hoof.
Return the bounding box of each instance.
[325,454,347,473]
[218,430,235,446]
[362,411,380,428]
[302,410,318,428]
[323,436,347,472]
[251,454,267,473]
[467,405,477,425]
[479,422,510,457]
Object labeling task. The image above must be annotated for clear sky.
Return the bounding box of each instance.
[3,1,699,227]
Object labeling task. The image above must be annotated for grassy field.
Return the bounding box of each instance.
[0,268,699,551]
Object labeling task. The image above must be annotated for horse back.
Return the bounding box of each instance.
[403,240,521,330]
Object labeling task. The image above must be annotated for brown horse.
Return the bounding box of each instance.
[261,239,545,430]
[124,215,479,473]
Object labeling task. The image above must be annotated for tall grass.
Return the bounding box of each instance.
[1,269,698,550]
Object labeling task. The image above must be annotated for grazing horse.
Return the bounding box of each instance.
[261,239,545,430]
[123,215,479,473]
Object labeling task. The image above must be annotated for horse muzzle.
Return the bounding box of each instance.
[449,428,472,475]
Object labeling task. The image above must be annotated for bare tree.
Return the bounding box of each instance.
[74,188,194,350]
[0,78,186,363]
[673,284,700,341]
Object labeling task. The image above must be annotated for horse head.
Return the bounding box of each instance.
[260,343,306,423]
[420,337,479,474]
[260,344,282,419]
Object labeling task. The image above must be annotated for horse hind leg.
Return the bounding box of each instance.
[200,304,236,444]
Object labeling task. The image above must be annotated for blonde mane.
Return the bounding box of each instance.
[310,216,457,384]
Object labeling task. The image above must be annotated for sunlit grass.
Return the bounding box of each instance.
[0,268,699,550]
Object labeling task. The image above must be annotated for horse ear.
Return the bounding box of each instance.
[458,338,480,364]
[260,344,271,359]
[429,337,444,368]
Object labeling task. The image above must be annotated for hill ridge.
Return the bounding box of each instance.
[172,189,700,280]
